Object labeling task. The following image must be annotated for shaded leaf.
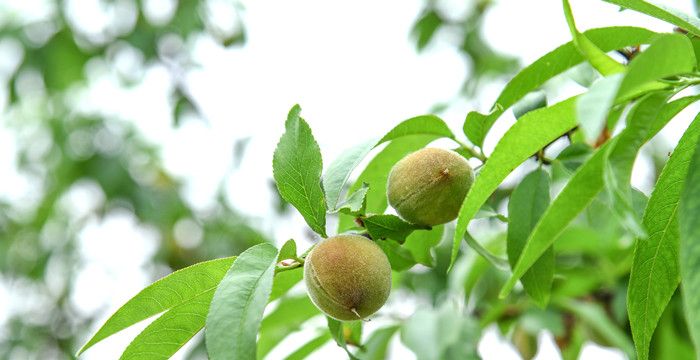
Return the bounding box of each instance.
[577,74,624,142]
[403,225,444,266]
[507,168,553,307]
[360,326,400,360]
[364,214,423,243]
[284,333,332,360]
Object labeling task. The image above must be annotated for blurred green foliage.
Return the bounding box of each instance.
[0,1,258,358]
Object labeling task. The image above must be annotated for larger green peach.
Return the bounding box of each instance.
[386,147,474,226]
[303,234,391,321]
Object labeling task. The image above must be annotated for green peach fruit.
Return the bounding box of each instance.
[303,234,391,321]
[386,147,474,226]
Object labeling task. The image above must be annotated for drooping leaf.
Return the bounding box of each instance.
[412,10,443,51]
[562,0,626,76]
[257,296,320,359]
[463,26,656,147]
[507,168,553,307]
[500,95,700,298]
[679,125,700,355]
[273,105,327,237]
[364,214,424,244]
[120,291,214,360]
[452,97,579,269]
[77,257,236,355]
[628,114,700,360]
[604,0,700,36]
[205,243,278,360]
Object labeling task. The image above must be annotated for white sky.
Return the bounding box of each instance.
[1,0,699,359]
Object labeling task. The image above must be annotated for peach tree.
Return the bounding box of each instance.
[76,1,700,359]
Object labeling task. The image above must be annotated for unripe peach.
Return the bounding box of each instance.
[386,148,474,226]
[303,234,391,321]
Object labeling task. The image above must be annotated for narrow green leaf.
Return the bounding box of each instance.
[273,105,327,237]
[284,333,332,360]
[452,97,579,269]
[120,291,213,360]
[577,74,624,142]
[77,257,236,355]
[617,33,696,99]
[324,115,454,213]
[412,10,442,51]
[205,243,278,360]
[360,326,400,360]
[364,214,424,244]
[463,26,656,147]
[628,114,700,360]
[507,168,553,307]
[500,95,700,298]
[680,125,700,355]
[562,0,626,75]
[604,92,672,237]
[257,296,320,359]
[605,0,700,36]
[338,135,437,232]
[512,91,547,120]
[403,225,444,266]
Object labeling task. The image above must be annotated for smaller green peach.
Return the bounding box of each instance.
[386,147,474,226]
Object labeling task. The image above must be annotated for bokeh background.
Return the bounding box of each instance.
[1,0,698,359]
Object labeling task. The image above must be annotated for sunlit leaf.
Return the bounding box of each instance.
[452,97,579,269]
[500,94,700,298]
[463,26,656,147]
[628,114,700,360]
[77,257,236,355]
[679,124,700,356]
[205,243,278,359]
[507,168,553,307]
[273,105,327,237]
[605,0,700,36]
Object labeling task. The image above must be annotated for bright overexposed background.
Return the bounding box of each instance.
[1,0,698,359]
